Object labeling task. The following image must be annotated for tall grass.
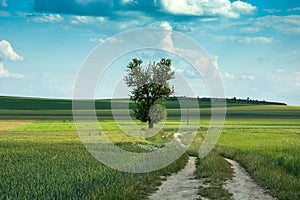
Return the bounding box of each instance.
[217,119,300,200]
[0,120,189,199]
[195,149,233,200]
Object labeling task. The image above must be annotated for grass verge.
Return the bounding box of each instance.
[219,147,300,200]
[194,149,233,200]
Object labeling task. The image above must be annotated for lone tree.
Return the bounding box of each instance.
[124,58,175,129]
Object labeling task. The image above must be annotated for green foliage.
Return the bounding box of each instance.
[124,58,175,128]
[198,186,233,200]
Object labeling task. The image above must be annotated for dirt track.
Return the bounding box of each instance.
[148,156,277,200]
[148,157,200,200]
[224,158,276,200]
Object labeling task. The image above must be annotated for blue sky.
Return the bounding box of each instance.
[0,0,300,105]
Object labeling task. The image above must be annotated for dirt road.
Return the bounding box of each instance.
[224,158,276,200]
[148,157,200,200]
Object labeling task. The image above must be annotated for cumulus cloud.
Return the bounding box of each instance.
[30,14,63,23]
[161,0,256,18]
[0,40,24,79]
[160,21,172,30]
[231,1,256,15]
[148,21,174,49]
[0,63,24,78]
[0,40,23,61]
[217,35,274,44]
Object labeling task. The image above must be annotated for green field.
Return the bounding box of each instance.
[0,120,189,199]
[1,96,295,119]
[216,119,300,199]
[0,96,300,199]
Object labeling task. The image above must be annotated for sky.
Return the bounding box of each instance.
[0,0,300,105]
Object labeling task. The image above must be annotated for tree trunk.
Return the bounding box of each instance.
[148,121,154,129]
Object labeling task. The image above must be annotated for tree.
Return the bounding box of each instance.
[124,58,175,128]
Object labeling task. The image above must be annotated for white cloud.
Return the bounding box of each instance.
[276,69,286,73]
[231,1,256,15]
[0,63,24,79]
[263,9,281,14]
[174,24,191,32]
[0,40,23,61]
[201,15,300,36]
[210,55,219,69]
[90,36,123,44]
[121,0,135,5]
[217,35,274,44]
[287,7,300,12]
[106,37,123,44]
[0,0,7,7]
[239,36,274,44]
[150,21,173,30]
[160,21,172,31]
[148,21,174,49]
[253,15,300,35]
[240,75,255,80]
[90,38,105,43]
[224,72,235,79]
[239,27,260,33]
[161,0,256,18]
[31,14,63,23]
[171,66,183,74]
[70,16,105,25]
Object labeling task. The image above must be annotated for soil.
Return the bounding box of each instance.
[148,156,277,200]
[224,158,276,200]
[148,157,200,200]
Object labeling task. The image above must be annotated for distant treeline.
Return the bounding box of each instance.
[0,95,286,111]
[169,96,287,106]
